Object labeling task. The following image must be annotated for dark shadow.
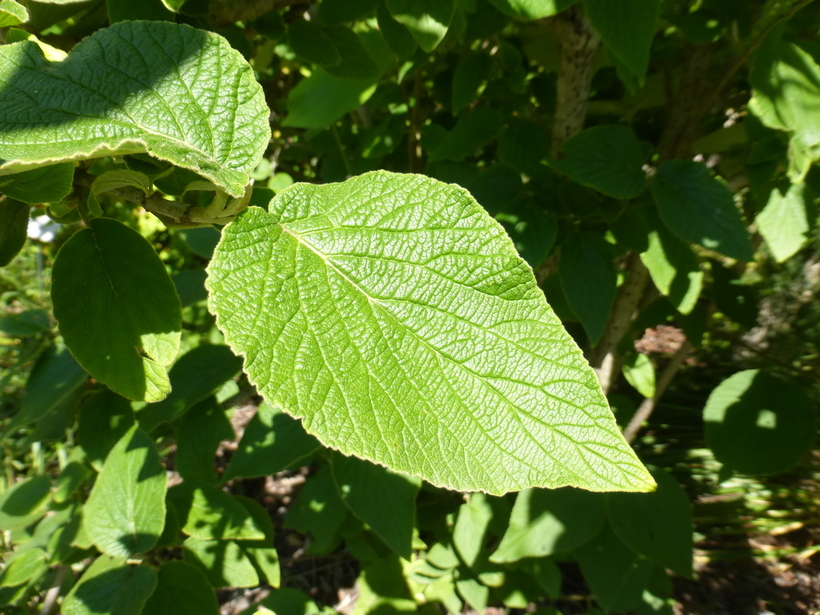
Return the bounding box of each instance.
[72,564,157,612]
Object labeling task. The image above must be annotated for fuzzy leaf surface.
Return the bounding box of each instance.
[0,21,269,196]
[207,171,654,494]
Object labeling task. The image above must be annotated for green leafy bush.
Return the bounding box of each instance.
[0,0,818,613]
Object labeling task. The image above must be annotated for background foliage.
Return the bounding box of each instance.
[1,0,819,614]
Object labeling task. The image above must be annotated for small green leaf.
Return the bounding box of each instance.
[223,404,319,481]
[704,370,815,475]
[550,126,646,199]
[176,397,234,483]
[0,163,74,204]
[385,0,455,53]
[84,425,167,557]
[63,555,157,615]
[169,480,265,541]
[453,492,494,568]
[456,574,489,611]
[354,555,417,614]
[487,0,576,19]
[234,496,281,586]
[451,51,493,114]
[141,561,219,615]
[756,182,813,262]
[137,344,242,431]
[651,160,753,262]
[607,468,692,578]
[52,218,181,402]
[284,466,347,554]
[0,476,51,531]
[428,107,502,162]
[0,548,46,588]
[532,558,561,597]
[183,537,260,588]
[377,4,417,58]
[173,269,209,307]
[622,354,655,399]
[559,231,617,345]
[78,389,136,471]
[0,309,49,337]
[640,226,704,315]
[283,69,377,129]
[491,487,606,562]
[331,454,420,559]
[54,448,92,503]
[207,171,654,494]
[288,19,342,66]
[258,588,321,615]
[583,0,660,82]
[750,37,820,181]
[0,0,27,27]
[91,169,152,198]
[575,525,653,613]
[0,199,30,266]
[0,21,269,197]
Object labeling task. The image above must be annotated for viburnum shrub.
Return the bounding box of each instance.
[0,0,817,613]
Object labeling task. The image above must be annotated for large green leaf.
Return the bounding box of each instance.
[487,0,576,19]
[490,487,606,562]
[651,160,753,262]
[385,0,455,53]
[77,389,135,471]
[208,171,653,494]
[52,218,181,402]
[607,468,693,578]
[331,453,420,559]
[283,69,378,129]
[0,21,269,197]
[84,425,167,557]
[63,555,157,615]
[0,198,30,266]
[583,0,660,82]
[750,36,820,181]
[756,182,813,262]
[550,126,646,199]
[640,226,703,315]
[141,561,219,615]
[704,370,815,475]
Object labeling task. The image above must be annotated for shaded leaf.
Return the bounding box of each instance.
[63,555,157,615]
[0,163,74,204]
[0,198,30,266]
[756,182,813,262]
[385,0,455,53]
[141,561,219,615]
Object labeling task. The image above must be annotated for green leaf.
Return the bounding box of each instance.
[377,4,417,58]
[0,163,74,204]
[750,37,820,181]
[51,218,181,402]
[173,269,209,307]
[78,389,135,471]
[0,199,29,266]
[55,448,92,503]
[607,468,692,578]
[0,21,269,197]
[137,344,242,431]
[532,558,561,597]
[84,425,167,557]
[91,169,152,198]
[283,69,377,129]
[288,19,342,66]
[63,555,157,615]
[169,480,265,540]
[176,397,234,483]
[756,182,813,262]
[331,454,420,559]
[704,370,815,475]
[710,260,758,329]
[141,561,219,615]
[322,26,380,80]
[0,475,51,531]
[0,0,27,27]
[234,496,281,586]
[622,354,655,399]
[208,171,654,494]
[651,160,753,262]
[583,0,660,82]
[427,107,503,162]
[354,555,417,614]
[640,226,704,315]
[0,308,49,337]
[183,537,260,588]
[223,403,319,481]
[453,493,494,568]
[6,343,86,433]
[491,487,606,562]
[456,574,489,611]
[0,548,46,588]
[451,51,493,114]
[318,0,380,24]
[487,0,576,19]
[258,588,321,615]
[559,231,617,345]
[549,126,646,199]
[284,465,348,554]
[385,0,455,53]
[575,525,653,613]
